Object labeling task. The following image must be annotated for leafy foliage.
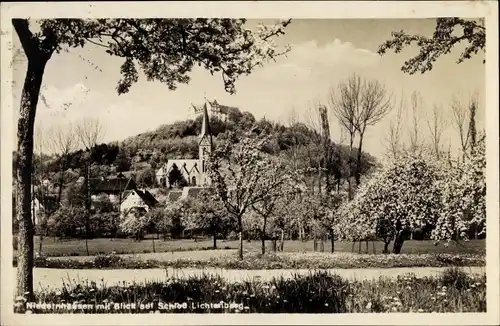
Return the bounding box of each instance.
[378,18,485,74]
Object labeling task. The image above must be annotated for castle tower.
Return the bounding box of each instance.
[199,102,213,186]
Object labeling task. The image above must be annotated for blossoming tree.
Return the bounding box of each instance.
[336,140,486,254]
[207,132,293,259]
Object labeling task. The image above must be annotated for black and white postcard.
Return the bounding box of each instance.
[1,1,499,325]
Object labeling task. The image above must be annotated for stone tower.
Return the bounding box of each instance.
[198,102,213,186]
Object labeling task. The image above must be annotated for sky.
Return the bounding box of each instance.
[11,19,485,159]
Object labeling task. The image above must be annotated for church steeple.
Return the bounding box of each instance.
[198,101,213,186]
[199,102,212,146]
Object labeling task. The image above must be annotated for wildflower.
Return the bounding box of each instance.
[475,282,481,286]
[244,306,249,310]
[406,286,411,290]
[466,289,471,292]
[391,307,398,312]
[443,299,448,303]
[418,309,424,313]
[366,302,372,310]
[470,284,476,288]
[89,288,95,293]
[15,296,26,302]
[393,297,399,301]
[396,291,401,295]
[324,303,329,307]
[55,291,62,296]
[215,290,220,293]
[441,286,447,291]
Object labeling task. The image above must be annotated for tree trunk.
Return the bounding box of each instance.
[355,131,365,186]
[152,237,156,253]
[348,133,354,200]
[383,241,390,254]
[280,229,284,251]
[365,240,369,253]
[38,234,43,256]
[213,230,217,249]
[261,217,267,255]
[393,232,405,254]
[57,161,66,206]
[15,48,50,298]
[330,229,335,253]
[238,230,243,260]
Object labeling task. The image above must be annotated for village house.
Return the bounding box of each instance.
[156,100,214,188]
[89,172,159,215]
[89,173,137,204]
[119,188,158,216]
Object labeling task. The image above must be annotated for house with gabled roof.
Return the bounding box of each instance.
[119,188,159,216]
[156,101,213,188]
[89,173,137,204]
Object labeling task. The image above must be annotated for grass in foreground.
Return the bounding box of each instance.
[14,268,486,313]
[14,251,485,270]
[16,237,485,258]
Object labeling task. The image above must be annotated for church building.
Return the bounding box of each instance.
[155,102,213,188]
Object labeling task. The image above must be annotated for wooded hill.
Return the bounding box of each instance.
[22,106,378,191]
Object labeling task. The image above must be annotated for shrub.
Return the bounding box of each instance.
[93,254,121,268]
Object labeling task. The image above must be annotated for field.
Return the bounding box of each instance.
[20,236,486,258]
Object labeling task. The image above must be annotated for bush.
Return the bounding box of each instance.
[92,254,122,268]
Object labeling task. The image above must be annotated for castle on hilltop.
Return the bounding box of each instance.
[155,101,213,188]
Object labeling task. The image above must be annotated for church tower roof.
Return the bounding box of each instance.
[199,102,212,145]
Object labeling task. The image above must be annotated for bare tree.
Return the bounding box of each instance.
[354,78,392,185]
[75,117,105,150]
[407,91,424,153]
[329,75,361,200]
[451,92,479,160]
[385,91,406,159]
[47,123,77,205]
[426,104,449,159]
[75,117,106,255]
[329,74,391,192]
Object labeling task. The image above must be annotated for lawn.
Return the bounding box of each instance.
[18,236,486,258]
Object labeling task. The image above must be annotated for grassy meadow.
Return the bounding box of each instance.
[16,236,486,258]
[14,268,486,314]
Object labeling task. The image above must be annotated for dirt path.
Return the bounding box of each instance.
[26,266,485,292]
